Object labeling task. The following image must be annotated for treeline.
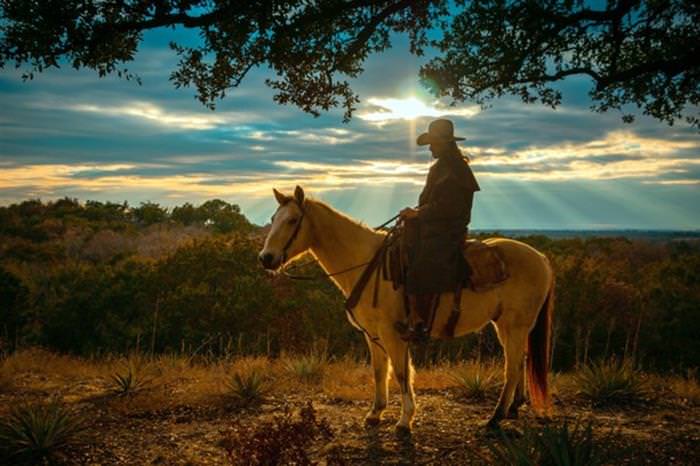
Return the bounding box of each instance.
[0,198,698,371]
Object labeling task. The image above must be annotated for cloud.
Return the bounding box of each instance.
[1,32,699,229]
[468,131,700,181]
[59,101,256,130]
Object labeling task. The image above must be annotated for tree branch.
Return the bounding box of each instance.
[343,0,415,59]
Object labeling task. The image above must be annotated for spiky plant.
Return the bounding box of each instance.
[225,369,268,407]
[284,353,327,384]
[575,359,648,407]
[489,420,601,466]
[450,364,499,400]
[106,361,150,396]
[0,401,87,465]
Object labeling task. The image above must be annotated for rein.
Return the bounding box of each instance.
[281,212,400,281]
[275,205,401,356]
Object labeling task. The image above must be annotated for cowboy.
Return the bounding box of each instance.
[397,119,480,342]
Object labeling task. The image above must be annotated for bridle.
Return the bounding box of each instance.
[280,201,305,263]
[271,201,402,356]
[276,202,401,280]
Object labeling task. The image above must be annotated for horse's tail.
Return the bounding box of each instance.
[527,272,554,414]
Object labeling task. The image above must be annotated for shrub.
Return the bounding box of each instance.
[670,369,700,406]
[225,369,269,407]
[450,363,499,400]
[219,401,333,465]
[105,360,151,396]
[0,401,87,465]
[489,420,601,466]
[0,368,12,393]
[575,359,648,406]
[284,352,328,384]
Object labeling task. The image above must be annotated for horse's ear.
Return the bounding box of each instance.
[273,188,290,205]
[294,185,305,206]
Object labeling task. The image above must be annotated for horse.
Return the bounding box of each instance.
[259,186,554,433]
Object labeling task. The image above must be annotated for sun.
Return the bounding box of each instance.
[357,96,479,123]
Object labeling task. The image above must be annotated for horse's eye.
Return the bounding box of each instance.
[287,218,298,225]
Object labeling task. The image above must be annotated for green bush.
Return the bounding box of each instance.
[0,401,87,465]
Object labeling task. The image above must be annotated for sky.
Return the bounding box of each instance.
[0,29,698,230]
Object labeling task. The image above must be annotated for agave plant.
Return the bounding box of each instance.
[0,401,87,464]
[106,361,150,396]
[575,359,648,407]
[450,364,499,400]
[284,353,328,384]
[225,369,269,407]
[489,420,601,466]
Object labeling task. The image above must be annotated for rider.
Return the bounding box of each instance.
[398,119,480,342]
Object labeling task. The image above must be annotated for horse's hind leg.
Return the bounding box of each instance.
[506,358,526,419]
[488,323,527,428]
[364,335,389,425]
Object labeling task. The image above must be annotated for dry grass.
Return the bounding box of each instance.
[5,348,693,411]
[668,370,700,406]
[282,352,328,384]
[322,356,372,401]
[1,348,102,381]
[0,361,14,394]
[551,371,578,399]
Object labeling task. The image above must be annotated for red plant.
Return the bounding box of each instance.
[219,402,335,465]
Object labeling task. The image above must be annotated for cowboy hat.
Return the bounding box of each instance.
[416,118,465,146]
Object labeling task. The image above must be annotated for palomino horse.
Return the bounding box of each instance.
[259,186,554,433]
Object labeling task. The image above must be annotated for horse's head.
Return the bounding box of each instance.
[258,185,312,270]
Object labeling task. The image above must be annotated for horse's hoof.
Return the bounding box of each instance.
[483,418,502,431]
[364,415,381,426]
[395,424,412,437]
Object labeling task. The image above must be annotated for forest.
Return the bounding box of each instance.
[1,197,699,372]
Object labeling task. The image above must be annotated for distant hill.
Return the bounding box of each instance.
[474,229,700,241]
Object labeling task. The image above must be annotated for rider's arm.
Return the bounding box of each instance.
[417,173,473,223]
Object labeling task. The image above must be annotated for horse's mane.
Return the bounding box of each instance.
[307,197,385,237]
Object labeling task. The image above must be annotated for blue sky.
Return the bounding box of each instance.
[0,30,698,230]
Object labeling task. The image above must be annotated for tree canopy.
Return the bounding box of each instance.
[1,0,698,126]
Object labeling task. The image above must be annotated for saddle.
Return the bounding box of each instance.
[345,224,509,340]
[462,239,509,292]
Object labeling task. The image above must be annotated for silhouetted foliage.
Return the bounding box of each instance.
[0,198,698,372]
[1,1,698,126]
[132,201,168,226]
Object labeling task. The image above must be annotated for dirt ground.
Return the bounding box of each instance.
[1,351,698,465]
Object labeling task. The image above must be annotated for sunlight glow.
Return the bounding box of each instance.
[358,96,479,122]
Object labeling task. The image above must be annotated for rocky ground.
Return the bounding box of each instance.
[1,350,698,465]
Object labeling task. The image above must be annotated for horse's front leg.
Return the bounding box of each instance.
[364,334,389,425]
[380,329,415,434]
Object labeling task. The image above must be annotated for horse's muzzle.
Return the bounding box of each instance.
[258,252,279,269]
